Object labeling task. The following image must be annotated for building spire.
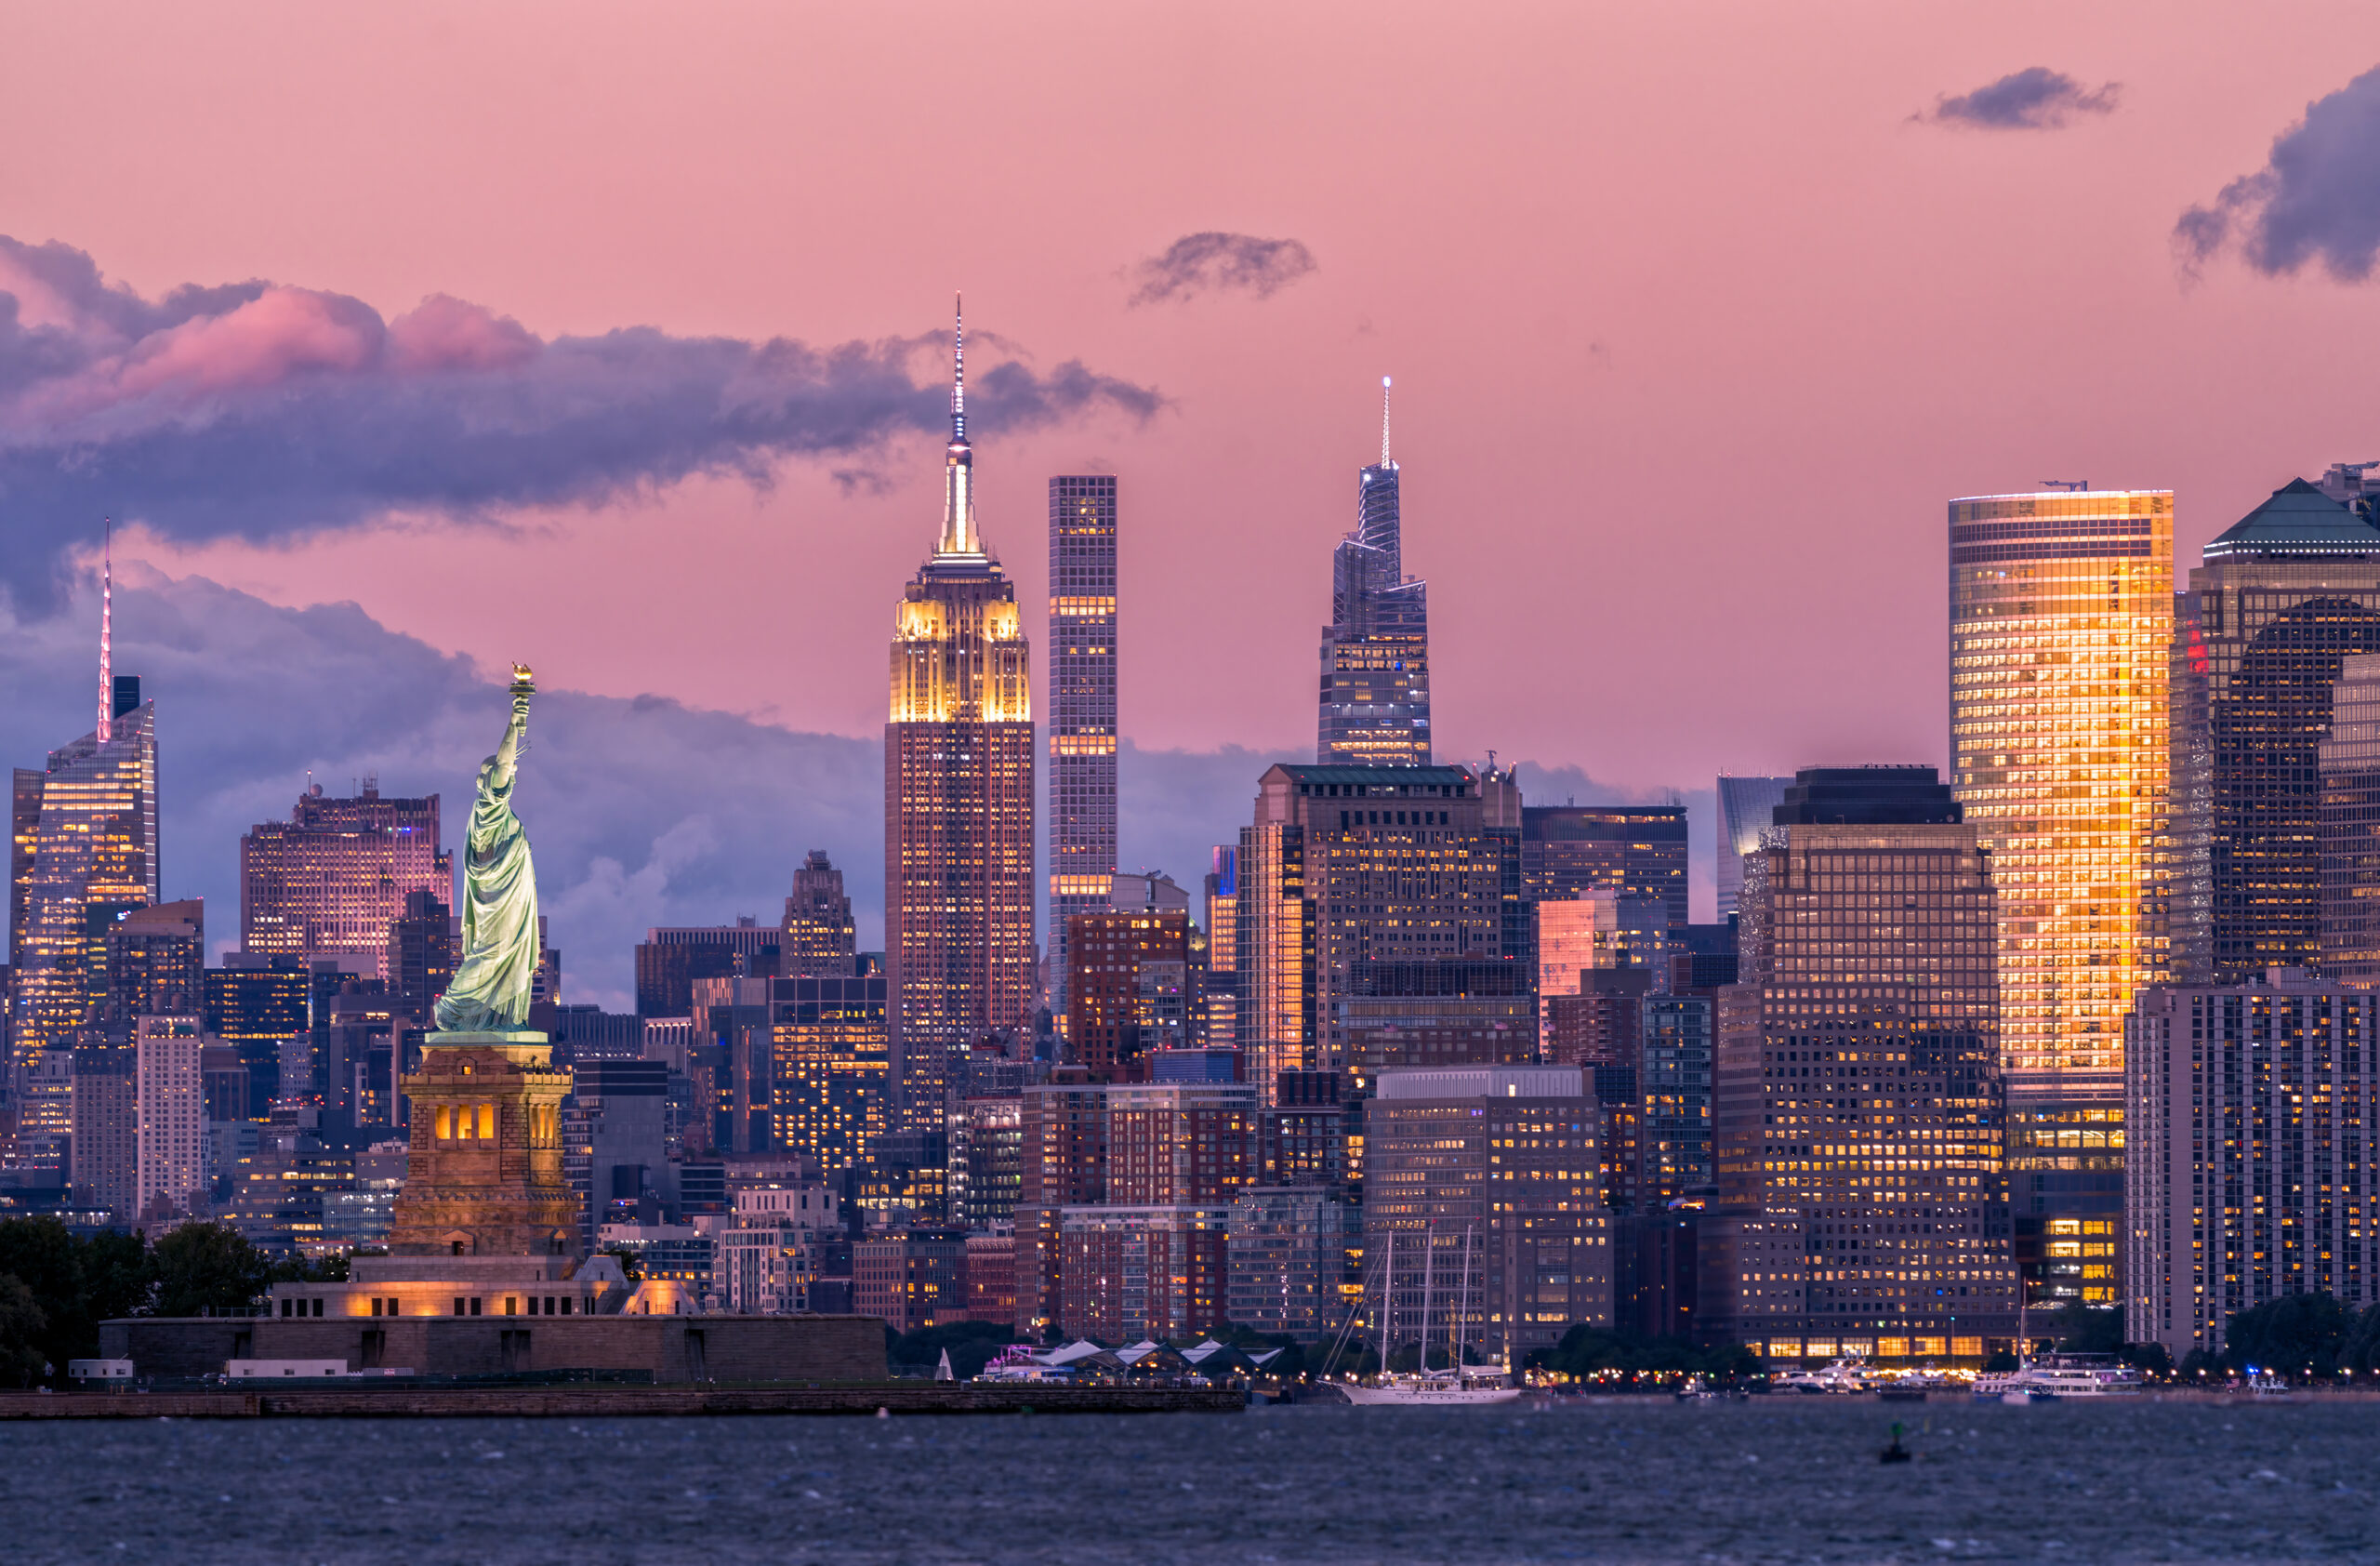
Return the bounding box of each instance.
[952,293,966,444]
[97,516,112,743]
[1381,376,1393,467]
[937,294,979,557]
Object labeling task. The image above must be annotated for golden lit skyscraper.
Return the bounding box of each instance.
[1950,488,2172,1095]
[885,303,1035,1126]
[1949,487,2170,1307]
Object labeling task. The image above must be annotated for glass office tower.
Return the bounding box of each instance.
[2174,478,2380,985]
[1318,378,1431,765]
[1948,487,2170,1306]
[1717,775,1791,918]
[12,682,160,1170]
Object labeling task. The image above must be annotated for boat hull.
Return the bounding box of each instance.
[1341,1383,1522,1406]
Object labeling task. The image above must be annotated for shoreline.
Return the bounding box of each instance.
[0,1384,1246,1419]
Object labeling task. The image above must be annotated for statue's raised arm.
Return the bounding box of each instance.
[434,664,543,1034]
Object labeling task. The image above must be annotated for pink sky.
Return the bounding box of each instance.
[8,1,2380,793]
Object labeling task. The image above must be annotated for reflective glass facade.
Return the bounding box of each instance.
[1949,489,2172,1103]
[2320,654,2380,982]
[11,700,161,1157]
[2172,480,2380,988]
[1318,385,1431,765]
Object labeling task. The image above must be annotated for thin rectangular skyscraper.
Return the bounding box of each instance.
[1048,475,1117,1037]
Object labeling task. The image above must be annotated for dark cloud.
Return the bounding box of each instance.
[0,570,879,1012]
[1921,67,2121,130]
[0,236,1160,614]
[0,574,1724,1006]
[2175,64,2380,281]
[1127,232,1316,307]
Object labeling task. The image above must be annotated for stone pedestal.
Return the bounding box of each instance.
[386,1029,581,1258]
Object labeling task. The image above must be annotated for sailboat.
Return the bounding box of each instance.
[1341,1223,1521,1405]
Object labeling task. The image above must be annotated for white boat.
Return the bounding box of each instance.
[1330,1222,1520,1405]
[1973,1354,2144,1402]
[1776,1358,1871,1395]
[1342,1373,1520,1406]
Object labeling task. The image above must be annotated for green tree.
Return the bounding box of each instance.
[2043,1300,2124,1355]
[0,1276,48,1387]
[0,1217,151,1380]
[2224,1292,2355,1379]
[1527,1322,1758,1385]
[887,1320,1016,1379]
[148,1223,274,1317]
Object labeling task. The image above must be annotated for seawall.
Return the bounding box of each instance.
[0,1384,1245,1419]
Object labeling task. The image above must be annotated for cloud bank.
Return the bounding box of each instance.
[1921,68,2120,130]
[1128,232,1316,306]
[0,571,879,1012]
[0,572,1720,1008]
[0,236,1160,612]
[2176,64,2380,281]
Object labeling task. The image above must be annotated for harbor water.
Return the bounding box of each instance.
[6,1397,2374,1563]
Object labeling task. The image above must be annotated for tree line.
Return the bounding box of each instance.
[0,1217,344,1387]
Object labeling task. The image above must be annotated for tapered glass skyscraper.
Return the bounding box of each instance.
[1048,474,1117,1034]
[1318,378,1430,765]
[885,302,1036,1126]
[1948,489,2172,1102]
[11,541,159,1167]
[1949,487,2171,1308]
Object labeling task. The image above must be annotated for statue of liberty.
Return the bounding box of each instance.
[435,664,542,1034]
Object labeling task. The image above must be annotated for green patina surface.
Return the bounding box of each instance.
[435,669,542,1033]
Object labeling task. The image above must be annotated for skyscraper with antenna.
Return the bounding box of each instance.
[1318,377,1432,764]
[884,299,1036,1126]
[9,523,159,1170]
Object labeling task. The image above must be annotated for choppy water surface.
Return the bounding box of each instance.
[7,1399,2376,1564]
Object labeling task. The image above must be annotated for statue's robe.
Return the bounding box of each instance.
[434,727,539,1032]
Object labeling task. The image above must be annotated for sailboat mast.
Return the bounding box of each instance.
[1455,1222,1473,1373]
[1420,1223,1435,1374]
[1380,1227,1394,1376]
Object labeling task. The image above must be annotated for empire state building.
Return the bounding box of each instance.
[884,302,1036,1125]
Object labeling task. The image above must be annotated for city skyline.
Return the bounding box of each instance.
[20,11,2380,1440]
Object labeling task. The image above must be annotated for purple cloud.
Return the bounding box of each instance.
[1128,232,1316,306]
[2176,63,2380,281]
[0,236,1160,612]
[1921,67,2121,130]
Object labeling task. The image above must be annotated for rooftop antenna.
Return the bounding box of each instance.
[97,517,112,743]
[952,293,966,443]
[2041,479,2090,492]
[1381,376,1393,466]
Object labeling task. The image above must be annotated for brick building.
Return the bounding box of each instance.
[853,1228,969,1334]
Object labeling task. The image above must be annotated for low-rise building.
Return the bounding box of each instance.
[713,1185,841,1314]
[1364,1065,1611,1371]
[1226,1186,1359,1341]
[853,1227,968,1334]
[1058,1204,1231,1343]
[966,1224,1016,1326]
